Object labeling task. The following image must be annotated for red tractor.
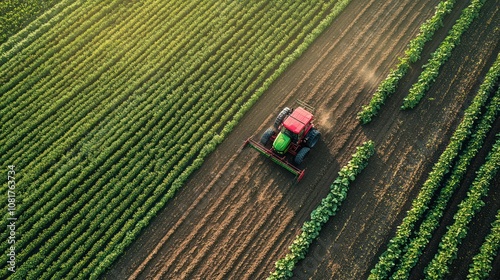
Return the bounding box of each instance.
[244,102,320,181]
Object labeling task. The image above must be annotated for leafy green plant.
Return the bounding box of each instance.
[467,209,500,280]
[424,135,500,279]
[0,0,64,44]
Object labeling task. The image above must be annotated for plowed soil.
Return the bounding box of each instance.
[104,0,500,279]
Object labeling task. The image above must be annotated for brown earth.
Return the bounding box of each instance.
[103,0,500,279]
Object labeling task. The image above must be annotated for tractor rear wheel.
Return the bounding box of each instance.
[274,107,292,129]
[306,128,320,148]
[294,147,310,165]
[261,128,274,145]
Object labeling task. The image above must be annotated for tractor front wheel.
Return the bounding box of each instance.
[261,128,275,145]
[295,147,310,165]
[274,107,292,129]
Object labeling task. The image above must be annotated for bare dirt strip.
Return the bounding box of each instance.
[104,0,500,279]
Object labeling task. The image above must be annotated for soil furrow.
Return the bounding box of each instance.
[128,148,254,279]
[174,168,280,278]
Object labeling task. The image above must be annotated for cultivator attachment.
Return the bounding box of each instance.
[243,138,305,182]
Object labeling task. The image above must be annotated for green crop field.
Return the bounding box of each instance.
[0,0,352,278]
[0,0,61,43]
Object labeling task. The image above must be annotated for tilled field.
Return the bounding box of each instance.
[105,0,500,279]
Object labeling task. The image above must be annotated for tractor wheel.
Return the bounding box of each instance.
[294,147,310,165]
[306,128,320,148]
[274,107,292,129]
[260,127,275,145]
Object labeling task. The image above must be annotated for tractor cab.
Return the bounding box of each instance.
[273,107,314,154]
[281,107,313,141]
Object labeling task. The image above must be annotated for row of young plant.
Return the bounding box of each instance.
[467,209,500,280]
[1,0,209,121]
[17,84,236,278]
[0,0,142,249]
[368,51,500,280]
[47,1,310,272]
[0,0,124,98]
[86,1,347,277]
[14,0,264,195]
[32,85,238,278]
[1,1,352,278]
[1,0,272,144]
[401,0,486,109]
[389,76,500,280]
[424,134,500,279]
[0,0,142,157]
[358,0,486,122]
[267,141,375,280]
[356,0,457,124]
[0,0,296,164]
[8,0,316,210]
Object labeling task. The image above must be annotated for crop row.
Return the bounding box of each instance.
[401,0,486,109]
[86,2,348,277]
[424,134,500,279]
[2,0,256,260]
[11,0,251,201]
[368,51,500,280]
[3,1,208,118]
[356,0,457,124]
[268,141,375,280]
[5,0,182,256]
[0,0,80,58]
[0,0,171,139]
[0,0,123,100]
[467,209,500,280]
[0,1,350,278]
[390,79,500,280]
[0,0,294,166]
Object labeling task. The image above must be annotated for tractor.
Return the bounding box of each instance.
[244,101,320,181]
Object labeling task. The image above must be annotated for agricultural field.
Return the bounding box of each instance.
[1,0,499,279]
[106,0,500,278]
